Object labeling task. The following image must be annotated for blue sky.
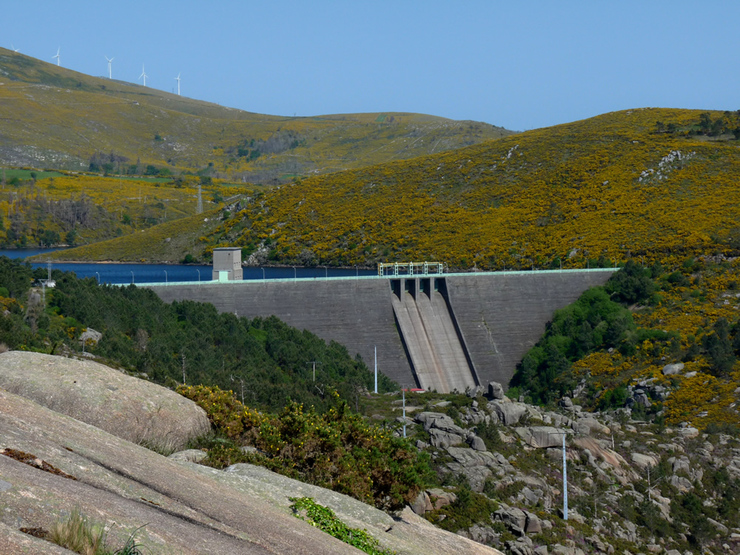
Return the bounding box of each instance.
[4,1,739,131]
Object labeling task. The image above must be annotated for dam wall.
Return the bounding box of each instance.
[153,279,413,388]
[445,271,614,386]
[151,269,614,391]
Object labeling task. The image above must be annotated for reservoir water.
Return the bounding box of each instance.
[1,249,375,284]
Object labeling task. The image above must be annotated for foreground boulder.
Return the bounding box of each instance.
[0,351,209,452]
[0,388,374,555]
[0,360,503,555]
[193,462,500,554]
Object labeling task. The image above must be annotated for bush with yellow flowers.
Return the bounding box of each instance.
[178,384,434,511]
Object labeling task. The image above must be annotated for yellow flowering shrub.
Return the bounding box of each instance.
[664,372,719,424]
[571,352,619,377]
[207,108,740,270]
[177,384,433,511]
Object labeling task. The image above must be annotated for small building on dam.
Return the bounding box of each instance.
[150,260,614,393]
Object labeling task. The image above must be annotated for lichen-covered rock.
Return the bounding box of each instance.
[467,434,487,451]
[427,488,457,510]
[216,463,504,554]
[662,362,684,375]
[411,490,434,515]
[0,351,209,452]
[488,381,505,400]
[571,417,610,436]
[515,426,565,448]
[488,400,528,426]
[0,388,359,555]
[630,452,658,470]
[415,412,459,432]
[168,449,208,464]
[429,428,465,449]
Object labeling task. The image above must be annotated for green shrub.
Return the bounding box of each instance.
[671,492,713,547]
[605,260,655,305]
[510,286,636,404]
[475,419,502,451]
[425,483,497,532]
[666,271,690,287]
[290,497,394,555]
[180,385,434,511]
[598,385,628,410]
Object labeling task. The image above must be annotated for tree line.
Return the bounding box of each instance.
[0,257,395,413]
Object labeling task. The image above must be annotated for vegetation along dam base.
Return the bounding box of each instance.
[151,269,615,392]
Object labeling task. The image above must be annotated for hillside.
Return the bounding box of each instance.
[0,170,246,250]
[0,48,511,183]
[171,107,740,270]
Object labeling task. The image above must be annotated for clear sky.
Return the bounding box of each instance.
[4,1,739,131]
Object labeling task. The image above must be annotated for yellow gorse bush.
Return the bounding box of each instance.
[209,108,740,270]
[176,384,267,440]
[177,384,431,511]
[569,259,740,429]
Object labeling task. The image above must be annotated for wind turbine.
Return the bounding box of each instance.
[11,44,19,53]
[175,73,181,96]
[139,64,147,87]
[52,47,60,66]
[105,56,114,79]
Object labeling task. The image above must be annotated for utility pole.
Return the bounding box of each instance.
[548,430,568,521]
[374,346,378,394]
[562,433,568,521]
[307,361,321,382]
[402,387,407,438]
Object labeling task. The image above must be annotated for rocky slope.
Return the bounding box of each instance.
[400,381,740,554]
[0,351,501,555]
[2,350,739,554]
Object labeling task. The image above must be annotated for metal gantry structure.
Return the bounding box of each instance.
[378,261,445,277]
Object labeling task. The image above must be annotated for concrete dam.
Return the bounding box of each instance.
[151,269,615,392]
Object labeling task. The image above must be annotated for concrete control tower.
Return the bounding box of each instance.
[212,247,243,282]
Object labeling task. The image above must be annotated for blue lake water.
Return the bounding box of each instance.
[1,249,376,285]
[0,248,64,260]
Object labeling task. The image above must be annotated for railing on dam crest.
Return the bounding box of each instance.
[143,266,618,288]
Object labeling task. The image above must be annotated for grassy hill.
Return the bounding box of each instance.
[0,48,511,183]
[182,107,740,270]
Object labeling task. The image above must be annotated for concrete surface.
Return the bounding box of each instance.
[151,269,614,391]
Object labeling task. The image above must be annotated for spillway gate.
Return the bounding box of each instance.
[390,277,479,393]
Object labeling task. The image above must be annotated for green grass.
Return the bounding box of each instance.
[290,497,395,555]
